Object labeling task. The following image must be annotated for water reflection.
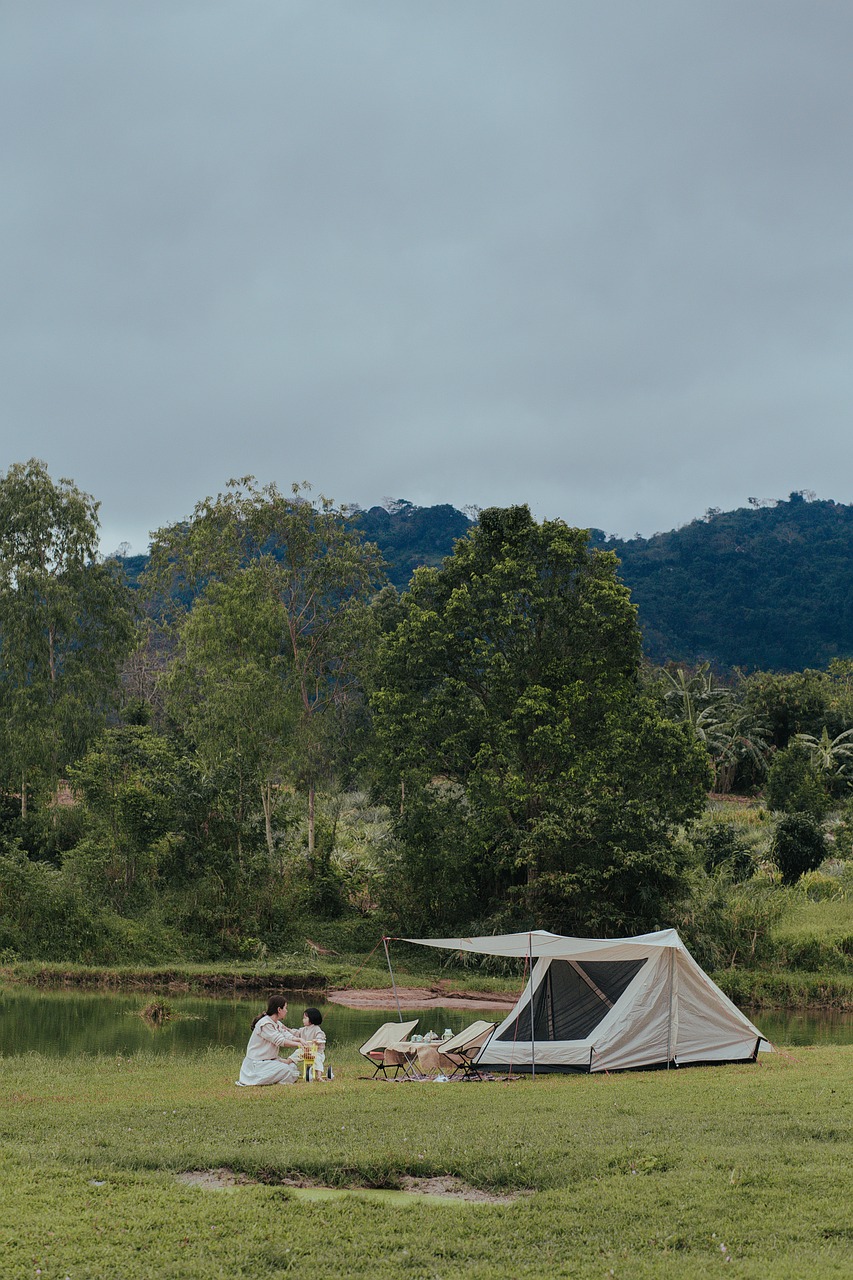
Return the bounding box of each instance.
[0,985,472,1059]
[749,1008,853,1047]
[0,985,850,1058]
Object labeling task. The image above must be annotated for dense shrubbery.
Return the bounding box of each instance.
[671,798,853,983]
[772,815,829,886]
[693,822,756,881]
[0,837,187,963]
[676,876,787,972]
[3,752,851,971]
[765,745,832,817]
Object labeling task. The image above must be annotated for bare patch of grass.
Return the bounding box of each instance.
[176,1167,252,1189]
[176,1167,528,1203]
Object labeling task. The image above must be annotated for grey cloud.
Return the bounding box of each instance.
[2,1,852,555]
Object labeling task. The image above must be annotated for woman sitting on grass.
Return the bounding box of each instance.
[236,996,302,1086]
[286,1007,327,1078]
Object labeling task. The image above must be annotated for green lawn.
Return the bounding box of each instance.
[2,1044,851,1278]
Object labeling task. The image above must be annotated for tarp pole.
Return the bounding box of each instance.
[666,947,675,1070]
[529,932,535,1080]
[505,952,528,1083]
[383,937,404,1023]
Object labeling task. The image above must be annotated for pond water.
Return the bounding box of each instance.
[0,985,473,1059]
[753,1009,853,1047]
[0,986,850,1058]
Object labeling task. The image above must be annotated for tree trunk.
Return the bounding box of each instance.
[21,769,27,821]
[261,780,274,857]
[307,780,315,862]
[48,623,60,785]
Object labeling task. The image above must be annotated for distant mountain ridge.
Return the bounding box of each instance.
[350,500,472,590]
[119,492,853,672]
[594,493,853,671]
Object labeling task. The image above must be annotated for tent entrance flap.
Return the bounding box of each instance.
[497,958,647,1043]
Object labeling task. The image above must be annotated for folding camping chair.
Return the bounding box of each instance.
[358,1019,419,1079]
[441,1020,497,1081]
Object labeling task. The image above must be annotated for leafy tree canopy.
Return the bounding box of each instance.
[128,491,853,671]
[0,459,136,812]
[146,479,386,862]
[370,505,711,934]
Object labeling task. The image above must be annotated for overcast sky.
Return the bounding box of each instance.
[2,1,852,554]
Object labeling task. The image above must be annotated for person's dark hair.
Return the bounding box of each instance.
[251,995,288,1031]
[303,1007,323,1025]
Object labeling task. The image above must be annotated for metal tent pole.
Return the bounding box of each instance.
[383,937,404,1023]
[529,932,535,1080]
[666,947,675,1069]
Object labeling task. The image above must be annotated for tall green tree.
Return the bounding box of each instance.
[65,726,182,912]
[147,479,385,859]
[0,460,136,816]
[370,506,710,933]
[164,564,297,858]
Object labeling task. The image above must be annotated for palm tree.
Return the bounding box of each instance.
[657,666,773,793]
[712,710,772,795]
[793,726,853,786]
[659,664,729,735]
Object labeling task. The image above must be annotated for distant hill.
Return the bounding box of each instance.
[118,493,853,672]
[117,501,474,598]
[593,493,853,672]
[350,500,472,591]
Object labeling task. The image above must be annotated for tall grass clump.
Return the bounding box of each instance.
[676,875,786,971]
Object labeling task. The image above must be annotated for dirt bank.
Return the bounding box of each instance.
[327,986,517,1011]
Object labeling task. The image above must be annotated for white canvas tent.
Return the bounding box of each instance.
[404,928,770,1073]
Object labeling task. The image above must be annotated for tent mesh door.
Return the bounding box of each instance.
[496,958,646,1042]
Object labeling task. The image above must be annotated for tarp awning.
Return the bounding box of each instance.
[402,928,684,960]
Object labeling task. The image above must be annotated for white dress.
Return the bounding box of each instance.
[286,1025,327,1075]
[236,1016,300,1086]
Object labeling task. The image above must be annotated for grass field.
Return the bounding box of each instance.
[2,1043,851,1279]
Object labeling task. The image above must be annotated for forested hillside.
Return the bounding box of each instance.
[350,500,472,590]
[120,491,853,671]
[117,500,473,596]
[597,493,853,671]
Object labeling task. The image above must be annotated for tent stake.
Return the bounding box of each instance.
[383,937,404,1023]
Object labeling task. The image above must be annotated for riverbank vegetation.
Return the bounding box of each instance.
[1,461,852,1007]
[1,1045,851,1278]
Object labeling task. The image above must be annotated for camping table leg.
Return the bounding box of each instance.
[413,1045,454,1076]
[383,1046,418,1078]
